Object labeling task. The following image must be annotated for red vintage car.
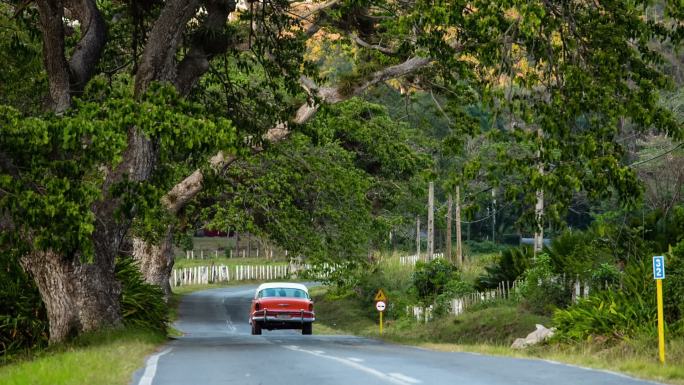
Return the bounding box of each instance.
[249,282,315,335]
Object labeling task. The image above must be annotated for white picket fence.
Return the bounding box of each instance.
[170,262,333,287]
[399,252,444,265]
[171,264,293,287]
[410,278,594,322]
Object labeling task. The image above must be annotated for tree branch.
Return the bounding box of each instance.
[35,0,70,113]
[175,0,238,96]
[134,0,201,96]
[349,33,396,55]
[64,0,106,93]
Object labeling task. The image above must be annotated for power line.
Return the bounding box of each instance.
[630,142,683,167]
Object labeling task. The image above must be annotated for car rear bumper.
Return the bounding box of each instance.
[252,310,315,325]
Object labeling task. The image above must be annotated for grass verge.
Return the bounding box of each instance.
[312,286,684,385]
[0,328,165,385]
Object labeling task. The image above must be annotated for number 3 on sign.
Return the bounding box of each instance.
[653,256,665,280]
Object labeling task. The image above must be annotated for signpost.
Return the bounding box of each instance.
[653,256,666,364]
[375,289,387,335]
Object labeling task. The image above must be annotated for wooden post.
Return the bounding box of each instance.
[446,193,452,262]
[427,181,434,260]
[416,216,421,260]
[234,231,240,260]
[455,185,463,267]
[491,188,496,243]
[247,232,252,258]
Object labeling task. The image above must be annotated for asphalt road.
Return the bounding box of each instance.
[131,284,661,385]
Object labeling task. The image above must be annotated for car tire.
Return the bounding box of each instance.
[302,323,312,335]
[251,322,262,335]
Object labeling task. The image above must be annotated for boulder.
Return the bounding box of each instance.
[510,324,554,349]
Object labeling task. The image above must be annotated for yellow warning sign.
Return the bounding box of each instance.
[374,289,387,302]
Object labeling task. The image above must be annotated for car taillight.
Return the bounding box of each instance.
[308,303,313,311]
[255,303,260,311]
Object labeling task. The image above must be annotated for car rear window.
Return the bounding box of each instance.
[259,288,309,299]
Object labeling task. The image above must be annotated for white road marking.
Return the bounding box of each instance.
[388,373,422,384]
[225,318,236,333]
[137,347,172,385]
[347,357,364,362]
[283,345,418,385]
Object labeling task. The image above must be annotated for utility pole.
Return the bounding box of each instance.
[446,193,453,262]
[427,181,434,260]
[456,185,463,266]
[416,216,421,259]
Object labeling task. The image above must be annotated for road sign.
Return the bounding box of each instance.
[375,301,386,312]
[374,289,387,302]
[653,255,666,364]
[653,256,665,280]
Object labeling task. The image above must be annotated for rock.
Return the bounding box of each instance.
[511,324,555,349]
[511,338,527,349]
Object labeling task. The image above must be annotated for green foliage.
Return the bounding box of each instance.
[0,77,237,260]
[589,263,622,290]
[553,260,655,341]
[411,258,460,305]
[209,131,374,262]
[0,5,46,113]
[665,240,684,325]
[546,229,615,281]
[434,279,474,316]
[475,247,532,291]
[463,240,505,255]
[115,258,167,333]
[0,253,48,359]
[553,290,655,342]
[517,254,571,315]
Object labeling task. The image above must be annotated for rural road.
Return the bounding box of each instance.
[131,284,661,385]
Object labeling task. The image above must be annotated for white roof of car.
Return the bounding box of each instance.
[255,282,309,293]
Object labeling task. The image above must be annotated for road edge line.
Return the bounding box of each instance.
[137,347,173,385]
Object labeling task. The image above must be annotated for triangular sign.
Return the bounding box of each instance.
[374,289,387,302]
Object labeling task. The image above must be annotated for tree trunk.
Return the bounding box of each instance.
[21,250,121,344]
[132,227,174,299]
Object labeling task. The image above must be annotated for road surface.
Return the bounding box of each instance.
[131,284,661,385]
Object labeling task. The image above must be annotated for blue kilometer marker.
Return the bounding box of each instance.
[653,255,665,280]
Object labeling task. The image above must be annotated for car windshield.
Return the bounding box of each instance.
[259,288,309,299]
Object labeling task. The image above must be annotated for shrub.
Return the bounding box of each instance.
[665,240,684,324]
[411,258,459,305]
[553,290,655,341]
[517,253,571,315]
[434,279,474,316]
[0,252,48,359]
[546,229,614,280]
[553,259,656,341]
[116,257,168,333]
[475,246,532,291]
[589,262,622,290]
[463,240,505,255]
